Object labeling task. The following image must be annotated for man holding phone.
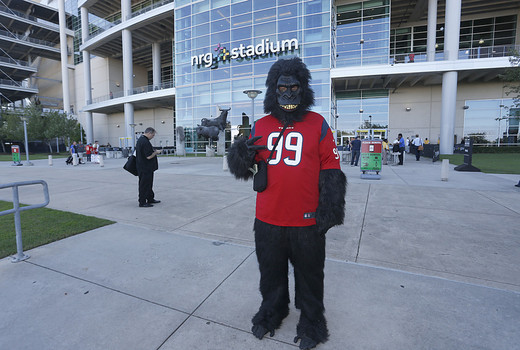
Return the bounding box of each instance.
[136,127,162,207]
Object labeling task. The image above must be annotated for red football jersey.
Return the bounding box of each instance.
[251,112,341,226]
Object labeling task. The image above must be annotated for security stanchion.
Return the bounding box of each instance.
[72,153,78,166]
[99,155,104,167]
[48,155,53,166]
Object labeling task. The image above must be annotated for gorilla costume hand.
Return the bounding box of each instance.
[246,136,266,158]
[227,136,266,180]
[315,169,347,236]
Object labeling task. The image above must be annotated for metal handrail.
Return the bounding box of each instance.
[0,180,50,262]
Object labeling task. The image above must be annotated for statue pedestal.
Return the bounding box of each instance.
[217,131,225,156]
[176,140,185,156]
[206,145,215,157]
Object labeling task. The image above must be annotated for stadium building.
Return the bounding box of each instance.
[3,0,520,154]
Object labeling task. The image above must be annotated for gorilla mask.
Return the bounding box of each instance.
[277,75,301,112]
[264,57,314,125]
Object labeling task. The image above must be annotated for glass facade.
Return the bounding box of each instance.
[463,98,519,144]
[335,0,390,67]
[335,90,389,145]
[390,15,517,63]
[174,0,331,152]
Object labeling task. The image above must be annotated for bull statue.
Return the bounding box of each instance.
[196,107,230,141]
[196,125,220,141]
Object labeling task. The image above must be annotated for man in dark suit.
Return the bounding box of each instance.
[136,127,162,207]
[350,136,361,166]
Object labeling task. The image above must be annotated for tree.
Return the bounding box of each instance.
[359,120,388,129]
[3,104,82,153]
[0,108,24,153]
[467,132,489,144]
[500,49,520,107]
[0,106,29,153]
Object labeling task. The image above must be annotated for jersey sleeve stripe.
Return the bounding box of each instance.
[320,118,330,142]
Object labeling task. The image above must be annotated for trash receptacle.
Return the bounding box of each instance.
[122,148,129,158]
[360,139,382,179]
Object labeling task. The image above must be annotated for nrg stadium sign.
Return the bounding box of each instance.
[191,37,299,69]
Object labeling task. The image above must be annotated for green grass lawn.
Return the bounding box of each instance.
[440,153,520,174]
[0,200,114,259]
[0,152,69,161]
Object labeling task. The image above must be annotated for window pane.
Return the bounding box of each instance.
[232,0,251,15]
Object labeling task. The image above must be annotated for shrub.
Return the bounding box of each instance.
[473,146,520,153]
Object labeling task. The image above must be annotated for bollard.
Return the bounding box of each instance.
[48,155,53,166]
[222,155,228,171]
[441,159,449,181]
[72,153,78,166]
[99,154,104,167]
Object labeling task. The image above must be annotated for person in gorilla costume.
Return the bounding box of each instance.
[227,57,346,350]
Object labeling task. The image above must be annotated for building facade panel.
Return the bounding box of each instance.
[60,0,520,150]
[174,0,332,152]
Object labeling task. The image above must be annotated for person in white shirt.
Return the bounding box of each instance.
[412,134,423,161]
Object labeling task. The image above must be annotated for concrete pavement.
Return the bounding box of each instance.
[0,154,519,349]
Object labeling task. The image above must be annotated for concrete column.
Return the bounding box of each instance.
[121,0,134,145]
[125,103,135,148]
[58,0,70,114]
[440,72,458,154]
[122,30,133,96]
[122,29,134,144]
[80,6,94,144]
[121,0,131,21]
[426,0,438,62]
[439,0,462,155]
[152,42,161,89]
[443,0,462,61]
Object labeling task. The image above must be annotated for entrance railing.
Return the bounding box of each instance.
[0,180,49,262]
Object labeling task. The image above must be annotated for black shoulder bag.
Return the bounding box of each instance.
[253,124,288,192]
[123,151,138,176]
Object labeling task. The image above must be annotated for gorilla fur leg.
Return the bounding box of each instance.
[288,225,328,349]
[252,219,291,339]
[294,314,329,350]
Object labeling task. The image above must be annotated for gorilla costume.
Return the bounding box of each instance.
[227,57,347,350]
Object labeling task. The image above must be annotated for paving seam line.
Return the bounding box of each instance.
[355,184,371,263]
[349,258,520,294]
[475,190,520,215]
[24,260,189,314]
[155,249,257,350]
[172,195,253,231]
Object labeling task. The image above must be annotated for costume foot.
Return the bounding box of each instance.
[294,335,319,350]
[251,324,274,340]
[251,305,289,339]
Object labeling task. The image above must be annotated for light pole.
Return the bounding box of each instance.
[358,108,363,137]
[20,116,33,166]
[495,117,506,147]
[496,104,508,147]
[79,124,83,144]
[243,90,262,125]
